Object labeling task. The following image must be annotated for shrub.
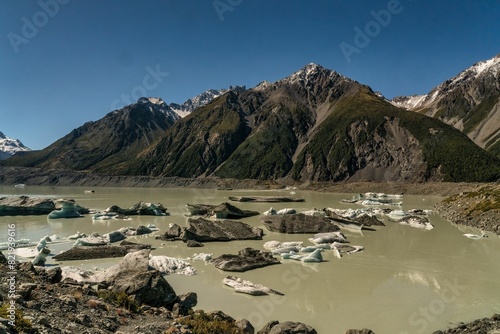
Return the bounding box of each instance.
[97,290,138,313]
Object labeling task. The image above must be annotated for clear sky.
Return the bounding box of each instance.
[1,0,499,149]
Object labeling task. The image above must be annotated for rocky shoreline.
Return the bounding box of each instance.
[435,184,500,234]
[0,166,491,196]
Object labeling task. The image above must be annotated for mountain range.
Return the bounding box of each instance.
[0,131,31,160]
[391,54,500,157]
[3,55,500,183]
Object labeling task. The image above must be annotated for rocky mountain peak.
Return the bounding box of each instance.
[0,131,31,160]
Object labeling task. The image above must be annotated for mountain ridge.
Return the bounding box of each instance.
[390,53,500,156]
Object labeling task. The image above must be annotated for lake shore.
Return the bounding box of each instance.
[0,166,488,196]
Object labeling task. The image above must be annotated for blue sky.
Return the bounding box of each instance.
[1,0,499,149]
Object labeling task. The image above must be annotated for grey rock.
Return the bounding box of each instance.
[236,319,255,334]
[93,250,178,307]
[166,223,182,238]
[261,213,340,234]
[345,330,375,334]
[258,321,317,334]
[177,292,198,309]
[0,196,55,216]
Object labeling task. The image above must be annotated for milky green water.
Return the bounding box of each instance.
[1,186,499,334]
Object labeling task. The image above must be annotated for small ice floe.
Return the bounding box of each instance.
[396,216,434,230]
[331,242,364,256]
[309,232,348,245]
[192,253,212,261]
[281,249,323,263]
[149,255,195,275]
[386,210,408,220]
[302,209,326,217]
[463,231,488,239]
[276,208,297,215]
[223,276,284,296]
[263,207,277,215]
[68,232,87,240]
[147,224,159,231]
[73,236,107,247]
[0,239,34,250]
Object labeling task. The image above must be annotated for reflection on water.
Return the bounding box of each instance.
[0,185,499,333]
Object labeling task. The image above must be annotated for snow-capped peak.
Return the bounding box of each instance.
[137,97,166,106]
[0,131,31,160]
[281,63,349,86]
[169,86,246,118]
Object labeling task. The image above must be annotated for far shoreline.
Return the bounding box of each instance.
[0,166,488,197]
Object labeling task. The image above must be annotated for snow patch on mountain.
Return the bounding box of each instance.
[169,86,246,118]
[0,131,31,160]
[391,94,428,110]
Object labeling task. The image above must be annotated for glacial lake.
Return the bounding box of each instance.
[1,185,499,334]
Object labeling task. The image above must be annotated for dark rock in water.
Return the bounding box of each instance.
[186,240,204,247]
[352,214,385,227]
[257,320,317,334]
[167,223,182,238]
[0,251,6,264]
[261,214,340,234]
[106,201,169,216]
[186,202,260,218]
[106,230,126,243]
[183,217,263,242]
[0,196,55,215]
[135,225,153,235]
[211,248,280,272]
[53,241,151,261]
[345,330,375,334]
[229,196,305,203]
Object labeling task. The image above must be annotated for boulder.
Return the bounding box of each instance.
[257,321,317,334]
[236,319,255,334]
[167,223,182,238]
[211,248,280,272]
[92,250,178,307]
[261,214,340,234]
[183,217,263,242]
[177,292,198,309]
[345,330,375,334]
[47,199,84,219]
[105,201,169,216]
[106,230,127,243]
[0,196,55,216]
